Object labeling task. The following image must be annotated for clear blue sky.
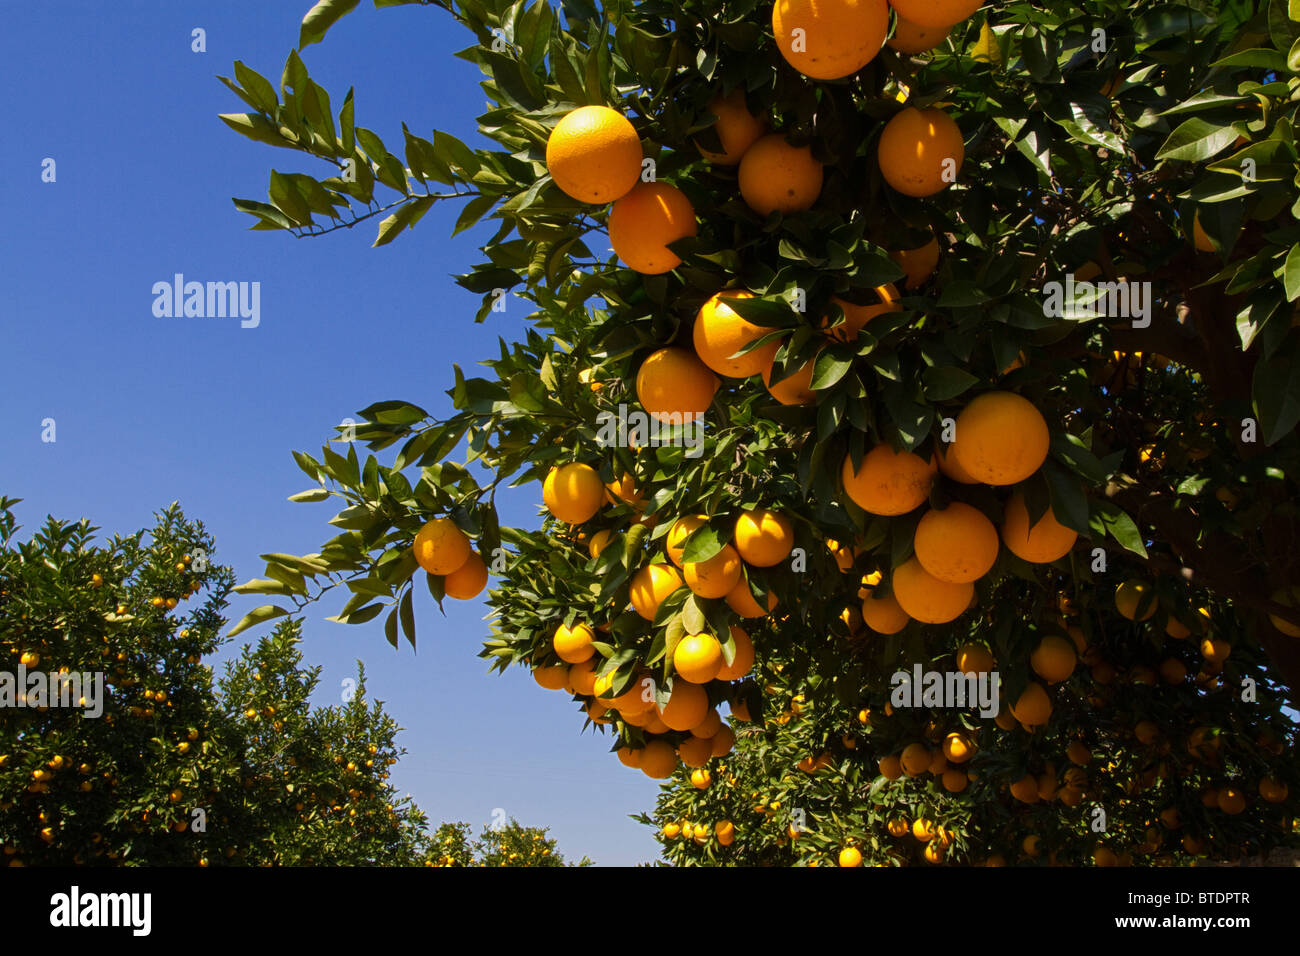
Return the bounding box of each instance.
[0,0,660,865]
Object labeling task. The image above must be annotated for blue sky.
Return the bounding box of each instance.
[0,0,660,865]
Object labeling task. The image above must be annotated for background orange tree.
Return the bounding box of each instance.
[221,0,1299,864]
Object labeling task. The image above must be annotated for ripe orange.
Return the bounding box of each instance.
[665,514,709,567]
[1030,635,1077,684]
[715,820,736,846]
[891,236,940,290]
[956,643,994,674]
[1200,637,1231,664]
[639,739,677,779]
[568,657,598,696]
[887,818,910,837]
[900,742,931,777]
[878,106,964,197]
[413,518,472,575]
[443,552,488,600]
[771,0,889,79]
[553,622,596,664]
[733,509,795,567]
[674,633,725,683]
[604,472,644,508]
[738,134,824,215]
[823,285,901,342]
[616,746,642,769]
[841,444,937,515]
[677,734,714,768]
[660,681,710,731]
[697,89,766,164]
[861,588,911,634]
[911,817,936,841]
[951,392,1050,485]
[888,0,982,29]
[1259,778,1289,803]
[716,626,755,681]
[1218,787,1247,815]
[1010,682,1052,726]
[913,502,999,583]
[532,665,570,692]
[546,105,642,203]
[629,563,684,620]
[760,349,820,405]
[636,347,718,423]
[1159,657,1188,684]
[888,15,951,53]
[683,544,743,598]
[588,529,616,560]
[710,725,737,757]
[943,732,975,764]
[609,181,697,275]
[1001,492,1078,563]
[1010,775,1039,803]
[837,846,863,867]
[690,768,712,790]
[725,578,778,617]
[942,769,969,792]
[690,709,723,738]
[1134,720,1160,745]
[891,557,974,624]
[1114,579,1158,621]
[692,290,779,378]
[879,755,904,780]
[543,463,604,524]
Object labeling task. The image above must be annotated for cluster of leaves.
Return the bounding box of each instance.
[426,818,592,865]
[220,0,1300,865]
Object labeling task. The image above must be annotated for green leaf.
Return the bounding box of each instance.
[374,196,435,246]
[227,604,291,637]
[300,0,361,49]
[232,579,293,596]
[1283,244,1300,301]
[1253,351,1300,444]
[681,525,725,564]
[453,194,498,236]
[232,61,278,114]
[1093,503,1147,559]
[922,367,979,401]
[219,113,299,148]
[399,588,416,649]
[288,488,331,503]
[1156,118,1241,163]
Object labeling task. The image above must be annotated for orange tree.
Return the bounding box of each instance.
[222,0,1299,864]
[429,818,593,865]
[0,499,434,866]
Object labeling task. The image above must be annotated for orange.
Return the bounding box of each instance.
[666,514,709,567]
[553,622,596,664]
[674,633,725,683]
[587,529,616,560]
[629,563,684,620]
[1030,635,1077,684]
[1159,658,1188,684]
[879,755,904,780]
[838,846,863,867]
[532,665,570,692]
[772,0,889,79]
[891,557,973,624]
[923,843,945,864]
[738,134,824,215]
[604,472,644,508]
[711,725,737,757]
[1066,742,1091,768]
[413,518,472,575]
[660,681,710,731]
[760,349,820,405]
[841,444,937,515]
[878,106,964,197]
[545,105,642,204]
[568,658,598,696]
[936,442,977,484]
[1217,788,1247,815]
[639,739,678,779]
[1259,778,1289,803]
[683,544,743,598]
[612,674,656,715]
[911,817,936,841]
[1134,720,1160,745]
[725,578,778,617]
[888,0,982,29]
[715,820,736,846]
[823,285,900,342]
[1001,492,1078,563]
[677,734,714,768]
[1093,846,1119,867]
[543,463,604,524]
[443,552,488,600]
[913,502,999,583]
[616,746,642,769]
[1200,637,1231,664]
[942,769,969,792]
[690,709,723,738]
[956,643,994,674]
[888,16,951,53]
[1267,586,1300,637]
[1114,579,1158,621]
[887,818,910,837]
[636,347,718,423]
[1010,775,1039,803]
[716,626,755,681]
[861,589,910,634]
[690,768,712,791]
[609,181,697,275]
[1010,682,1052,726]
[951,392,1050,485]
[733,509,795,567]
[697,89,766,164]
[901,742,931,777]
[943,732,975,764]
[891,236,940,290]
[692,290,779,378]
